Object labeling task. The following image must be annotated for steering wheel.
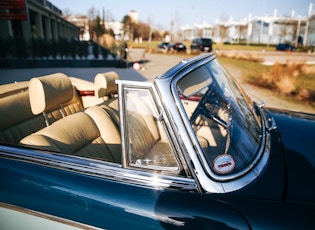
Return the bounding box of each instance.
[190,84,229,129]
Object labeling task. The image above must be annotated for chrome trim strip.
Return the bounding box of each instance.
[0,145,196,191]
[0,202,102,230]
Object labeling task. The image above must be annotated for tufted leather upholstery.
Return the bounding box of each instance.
[0,91,45,144]
[28,73,83,125]
[0,73,84,145]
[94,71,120,128]
[20,106,121,163]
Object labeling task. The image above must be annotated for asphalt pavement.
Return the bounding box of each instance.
[1,51,314,113]
[1,50,315,84]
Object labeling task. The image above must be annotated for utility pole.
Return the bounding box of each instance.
[304,2,313,46]
[296,16,301,47]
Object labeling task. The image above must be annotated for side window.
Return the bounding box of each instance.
[125,88,179,172]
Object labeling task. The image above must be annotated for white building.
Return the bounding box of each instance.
[105,21,124,40]
[128,10,138,24]
[181,6,309,47]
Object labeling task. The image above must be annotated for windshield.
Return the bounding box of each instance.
[177,59,262,177]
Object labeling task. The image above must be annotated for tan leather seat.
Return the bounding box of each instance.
[29,73,83,126]
[0,73,84,145]
[94,71,119,100]
[94,71,120,127]
[0,91,45,144]
[19,73,121,163]
[20,106,121,163]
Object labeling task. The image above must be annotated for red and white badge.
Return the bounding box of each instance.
[212,154,236,174]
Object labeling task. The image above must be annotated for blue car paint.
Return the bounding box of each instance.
[0,156,249,229]
[269,108,315,205]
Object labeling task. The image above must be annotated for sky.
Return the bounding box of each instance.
[51,0,313,30]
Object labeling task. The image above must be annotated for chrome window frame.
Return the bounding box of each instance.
[117,80,190,176]
[155,54,270,193]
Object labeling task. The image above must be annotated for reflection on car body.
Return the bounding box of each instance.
[1,54,315,229]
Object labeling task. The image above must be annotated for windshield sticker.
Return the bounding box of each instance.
[212,154,236,174]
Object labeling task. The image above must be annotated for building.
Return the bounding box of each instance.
[0,0,79,42]
[247,16,306,46]
[128,10,138,24]
[105,21,124,40]
[64,15,90,41]
[180,5,311,47]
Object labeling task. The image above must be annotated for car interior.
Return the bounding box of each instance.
[0,72,181,172]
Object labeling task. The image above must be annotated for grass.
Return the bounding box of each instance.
[218,56,270,81]
[218,56,315,104]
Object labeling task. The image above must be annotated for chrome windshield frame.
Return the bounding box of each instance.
[155,54,270,193]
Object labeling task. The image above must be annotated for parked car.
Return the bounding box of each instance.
[172,42,187,52]
[190,37,213,52]
[1,54,315,229]
[276,43,297,51]
[157,42,172,52]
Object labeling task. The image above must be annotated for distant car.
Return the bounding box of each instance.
[190,37,212,52]
[172,42,187,52]
[157,42,172,52]
[276,43,296,51]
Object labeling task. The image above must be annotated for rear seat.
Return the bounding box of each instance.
[20,72,121,163]
[0,73,83,145]
[20,106,121,163]
[0,90,45,144]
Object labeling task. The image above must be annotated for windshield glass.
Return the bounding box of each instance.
[177,59,262,176]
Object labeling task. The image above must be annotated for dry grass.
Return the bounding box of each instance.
[216,51,264,62]
[219,55,315,107]
[256,61,305,94]
[254,61,315,102]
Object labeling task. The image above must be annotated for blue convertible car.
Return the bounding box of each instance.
[0,54,315,229]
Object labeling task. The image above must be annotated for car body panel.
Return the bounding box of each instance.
[0,153,249,229]
[268,108,315,205]
[0,203,101,230]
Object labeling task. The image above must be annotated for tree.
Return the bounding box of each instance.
[91,15,106,39]
[134,22,151,40]
[122,15,135,40]
[219,24,229,43]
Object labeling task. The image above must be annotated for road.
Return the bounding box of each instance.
[132,51,315,114]
[1,50,314,113]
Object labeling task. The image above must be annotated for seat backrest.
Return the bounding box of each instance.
[0,91,46,144]
[29,73,83,125]
[95,71,120,128]
[20,106,121,163]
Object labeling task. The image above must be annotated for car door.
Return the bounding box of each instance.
[0,149,249,229]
